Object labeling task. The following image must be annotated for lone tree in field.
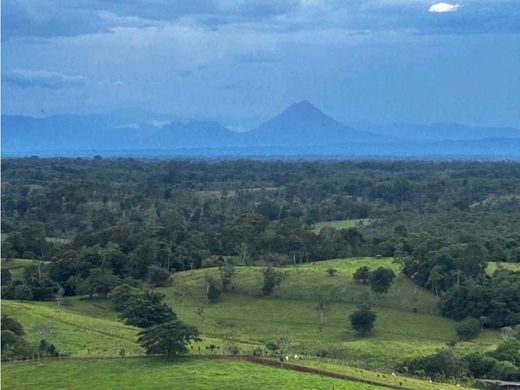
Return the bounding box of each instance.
[353,266,371,284]
[314,295,331,327]
[205,276,221,303]
[326,268,338,277]
[369,267,396,294]
[138,320,200,357]
[349,305,376,336]
[219,263,235,291]
[261,266,285,295]
[119,291,175,328]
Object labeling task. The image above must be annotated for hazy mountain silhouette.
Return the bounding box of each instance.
[3,101,520,158]
[246,101,386,146]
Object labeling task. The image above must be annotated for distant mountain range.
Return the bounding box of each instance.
[3,101,520,158]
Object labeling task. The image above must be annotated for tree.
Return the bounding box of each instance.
[138,320,200,356]
[261,266,285,296]
[219,264,235,291]
[109,284,143,311]
[120,291,175,328]
[147,266,171,287]
[1,315,25,336]
[456,317,482,341]
[349,305,376,336]
[326,268,337,277]
[205,276,221,303]
[353,266,371,284]
[314,296,331,327]
[80,268,119,298]
[369,267,396,294]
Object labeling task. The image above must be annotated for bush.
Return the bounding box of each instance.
[13,284,33,300]
[456,317,481,341]
[261,266,285,296]
[206,276,221,303]
[147,266,171,287]
[369,267,396,294]
[349,305,376,336]
[353,266,371,284]
[399,350,469,381]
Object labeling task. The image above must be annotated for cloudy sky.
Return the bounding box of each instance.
[2,0,520,128]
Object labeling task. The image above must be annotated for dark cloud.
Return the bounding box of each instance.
[3,0,520,42]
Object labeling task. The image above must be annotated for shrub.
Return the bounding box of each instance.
[147,266,171,287]
[353,266,371,284]
[349,305,376,336]
[456,317,481,341]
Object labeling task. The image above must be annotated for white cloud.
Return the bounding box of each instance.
[428,3,460,13]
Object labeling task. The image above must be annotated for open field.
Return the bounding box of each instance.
[1,357,382,390]
[486,261,520,274]
[313,219,373,233]
[1,257,502,388]
[158,260,499,368]
[1,259,49,280]
[1,300,142,356]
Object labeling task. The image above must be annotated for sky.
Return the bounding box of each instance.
[2,0,520,129]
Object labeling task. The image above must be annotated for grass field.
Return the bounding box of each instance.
[1,258,49,280]
[1,257,502,388]
[157,259,499,368]
[313,219,373,233]
[1,358,383,390]
[487,261,520,274]
[1,300,142,356]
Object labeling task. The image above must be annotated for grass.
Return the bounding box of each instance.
[298,359,472,390]
[1,258,49,280]
[313,219,373,233]
[486,261,520,275]
[1,257,502,388]
[1,357,383,390]
[156,258,500,367]
[1,300,142,356]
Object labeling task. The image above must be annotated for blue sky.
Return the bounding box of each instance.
[2,0,520,128]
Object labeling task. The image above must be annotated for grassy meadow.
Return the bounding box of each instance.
[2,357,382,390]
[1,256,506,388]
[312,219,373,233]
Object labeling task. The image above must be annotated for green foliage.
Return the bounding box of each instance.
[456,317,481,341]
[109,284,142,311]
[441,270,520,328]
[1,314,25,336]
[119,291,176,328]
[326,268,338,277]
[80,268,120,298]
[138,320,200,356]
[147,265,171,287]
[369,267,396,294]
[349,306,376,336]
[219,263,236,291]
[399,350,469,381]
[261,266,285,295]
[353,266,371,284]
[205,276,221,303]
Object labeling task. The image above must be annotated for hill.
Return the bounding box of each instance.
[245,101,386,147]
[5,102,520,157]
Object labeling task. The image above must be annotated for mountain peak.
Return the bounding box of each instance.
[285,100,320,114]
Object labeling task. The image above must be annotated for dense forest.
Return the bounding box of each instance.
[2,158,520,329]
